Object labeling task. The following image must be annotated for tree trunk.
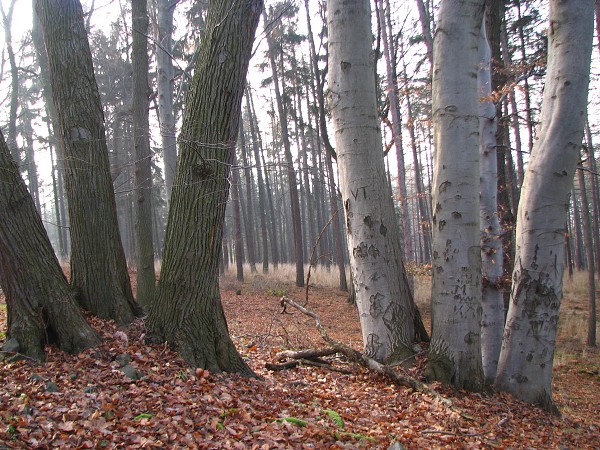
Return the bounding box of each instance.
[304,0,347,290]
[378,0,413,262]
[426,0,485,391]
[33,9,69,258]
[328,0,415,363]
[585,121,600,277]
[478,16,504,383]
[245,89,270,273]
[132,0,155,308]
[577,165,596,347]
[0,130,100,361]
[248,88,279,268]
[147,0,262,375]
[155,0,177,201]
[238,118,257,272]
[231,149,245,282]
[495,0,594,411]
[399,37,432,264]
[1,0,20,167]
[415,0,434,65]
[35,0,141,323]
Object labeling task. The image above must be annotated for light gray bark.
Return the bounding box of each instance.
[478,18,504,383]
[155,0,177,200]
[495,0,594,411]
[426,0,485,391]
[328,0,415,363]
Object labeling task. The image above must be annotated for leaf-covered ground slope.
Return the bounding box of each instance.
[0,273,599,448]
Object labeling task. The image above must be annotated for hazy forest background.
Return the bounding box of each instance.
[0,0,599,447]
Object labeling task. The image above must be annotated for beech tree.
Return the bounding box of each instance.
[35,0,142,323]
[0,130,100,361]
[147,0,262,374]
[478,16,504,383]
[495,0,594,411]
[328,0,416,362]
[426,0,485,391]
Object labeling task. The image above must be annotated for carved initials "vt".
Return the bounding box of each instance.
[350,186,368,201]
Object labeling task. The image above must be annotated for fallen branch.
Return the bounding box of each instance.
[265,361,300,371]
[281,296,452,406]
[275,347,338,362]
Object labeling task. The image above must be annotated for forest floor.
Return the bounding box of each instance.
[0,266,599,449]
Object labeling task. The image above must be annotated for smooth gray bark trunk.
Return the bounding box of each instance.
[495,0,594,411]
[426,0,485,391]
[328,0,415,362]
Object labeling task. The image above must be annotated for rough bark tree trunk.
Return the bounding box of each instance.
[132,0,155,308]
[147,0,262,374]
[35,0,142,323]
[495,0,594,411]
[0,130,100,361]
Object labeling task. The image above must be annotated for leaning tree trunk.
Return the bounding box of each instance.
[328,0,415,363]
[35,0,141,324]
[147,0,262,375]
[425,0,485,391]
[495,0,594,411]
[0,130,100,361]
[132,0,155,308]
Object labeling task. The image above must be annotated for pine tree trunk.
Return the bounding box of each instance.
[328,0,415,363]
[132,0,155,308]
[426,0,485,391]
[378,0,413,262]
[238,119,257,272]
[585,122,600,277]
[577,166,596,347]
[0,130,100,361]
[245,90,270,273]
[147,0,262,374]
[495,0,594,410]
[264,9,304,286]
[231,150,245,282]
[35,0,141,323]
